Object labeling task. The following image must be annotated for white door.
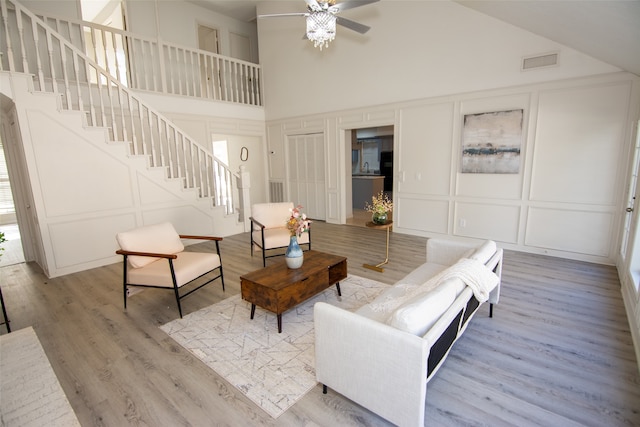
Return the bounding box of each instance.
[621,120,640,293]
[287,134,326,221]
[0,108,42,266]
[229,32,251,62]
[198,25,220,96]
[198,25,220,54]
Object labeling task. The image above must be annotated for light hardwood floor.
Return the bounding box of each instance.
[1,221,639,426]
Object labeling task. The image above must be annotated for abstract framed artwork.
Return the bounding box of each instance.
[461,109,523,174]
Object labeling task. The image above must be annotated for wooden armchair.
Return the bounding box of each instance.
[250,202,311,267]
[115,222,224,318]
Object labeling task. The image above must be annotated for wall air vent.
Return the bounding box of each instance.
[522,53,559,71]
[269,181,284,202]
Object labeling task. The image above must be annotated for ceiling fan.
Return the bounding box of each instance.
[258,0,379,50]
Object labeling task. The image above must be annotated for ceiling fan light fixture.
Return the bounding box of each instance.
[306,12,336,50]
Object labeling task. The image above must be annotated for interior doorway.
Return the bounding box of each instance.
[198,25,220,54]
[0,114,26,267]
[347,126,394,228]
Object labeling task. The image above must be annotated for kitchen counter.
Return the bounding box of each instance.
[352,175,384,209]
[352,174,384,179]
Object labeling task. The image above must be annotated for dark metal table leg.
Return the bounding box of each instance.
[0,286,10,333]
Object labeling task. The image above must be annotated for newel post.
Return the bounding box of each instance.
[238,165,251,232]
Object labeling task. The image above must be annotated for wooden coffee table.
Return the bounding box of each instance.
[240,250,347,333]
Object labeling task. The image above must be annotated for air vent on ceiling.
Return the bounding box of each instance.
[522,53,558,71]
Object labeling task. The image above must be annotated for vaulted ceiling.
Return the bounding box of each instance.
[188,0,640,76]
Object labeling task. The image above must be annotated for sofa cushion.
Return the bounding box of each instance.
[395,262,449,288]
[468,240,497,265]
[356,263,449,322]
[386,277,461,336]
[116,222,184,268]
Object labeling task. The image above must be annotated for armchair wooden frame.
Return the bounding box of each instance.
[116,235,224,318]
[250,217,311,267]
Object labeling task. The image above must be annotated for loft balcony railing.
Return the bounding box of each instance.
[34,9,262,106]
[0,0,243,216]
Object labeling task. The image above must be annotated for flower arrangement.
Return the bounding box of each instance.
[365,191,393,214]
[286,205,312,237]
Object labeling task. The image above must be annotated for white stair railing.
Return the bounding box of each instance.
[36,10,262,106]
[0,0,237,215]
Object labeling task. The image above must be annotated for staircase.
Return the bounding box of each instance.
[0,0,255,277]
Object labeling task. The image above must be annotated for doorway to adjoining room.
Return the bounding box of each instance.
[0,136,25,268]
[347,126,394,228]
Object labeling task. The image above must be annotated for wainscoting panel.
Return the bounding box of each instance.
[366,109,396,123]
[397,197,449,234]
[339,113,367,125]
[141,205,218,236]
[398,103,454,196]
[525,206,614,257]
[49,213,137,269]
[27,110,135,217]
[529,82,630,205]
[454,202,520,243]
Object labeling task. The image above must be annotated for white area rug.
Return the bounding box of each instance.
[160,274,388,418]
[0,327,81,426]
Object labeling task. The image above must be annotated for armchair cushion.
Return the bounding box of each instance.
[128,252,221,288]
[251,228,310,250]
[251,202,294,229]
[116,222,184,268]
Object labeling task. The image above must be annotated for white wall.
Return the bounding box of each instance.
[21,0,81,19]
[135,91,269,205]
[258,1,638,263]
[257,1,620,121]
[266,73,639,262]
[257,0,640,368]
[24,1,259,64]
[1,73,250,278]
[126,0,259,63]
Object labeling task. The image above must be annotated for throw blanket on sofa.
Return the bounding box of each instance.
[437,258,499,303]
[368,258,499,314]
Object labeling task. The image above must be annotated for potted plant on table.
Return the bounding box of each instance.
[365,191,393,225]
[285,205,311,269]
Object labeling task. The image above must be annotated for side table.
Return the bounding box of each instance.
[363,220,393,273]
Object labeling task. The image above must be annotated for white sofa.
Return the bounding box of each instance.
[314,238,503,427]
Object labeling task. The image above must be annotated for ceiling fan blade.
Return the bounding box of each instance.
[336,16,371,34]
[332,0,380,13]
[257,12,308,19]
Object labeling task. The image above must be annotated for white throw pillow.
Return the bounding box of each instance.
[116,222,184,268]
[386,277,460,336]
